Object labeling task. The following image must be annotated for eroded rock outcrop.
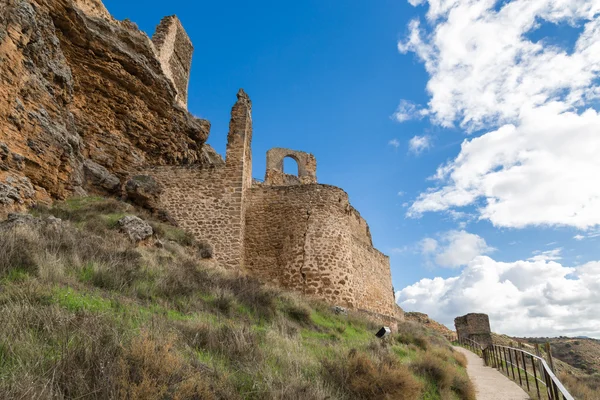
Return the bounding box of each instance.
[0,0,218,216]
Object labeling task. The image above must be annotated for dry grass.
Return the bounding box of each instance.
[410,351,476,400]
[323,349,423,400]
[559,371,600,400]
[0,196,477,399]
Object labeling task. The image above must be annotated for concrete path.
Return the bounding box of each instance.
[453,346,530,400]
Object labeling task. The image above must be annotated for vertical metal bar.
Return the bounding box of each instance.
[514,348,523,386]
[531,354,541,399]
[503,347,510,376]
[508,347,516,380]
[552,381,560,400]
[544,368,554,400]
[522,350,530,392]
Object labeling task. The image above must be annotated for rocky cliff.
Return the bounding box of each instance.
[0,0,219,215]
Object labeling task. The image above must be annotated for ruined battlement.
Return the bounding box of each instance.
[264,148,317,186]
[152,16,193,109]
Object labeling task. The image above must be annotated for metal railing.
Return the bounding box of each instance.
[455,336,483,357]
[452,336,573,400]
[484,344,574,400]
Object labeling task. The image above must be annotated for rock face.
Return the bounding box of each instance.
[118,215,152,242]
[0,0,218,215]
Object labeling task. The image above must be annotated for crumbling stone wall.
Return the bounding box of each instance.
[135,88,396,319]
[455,313,493,348]
[264,148,317,186]
[138,90,252,270]
[244,184,397,318]
[152,16,193,109]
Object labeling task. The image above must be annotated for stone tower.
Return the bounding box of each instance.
[454,313,493,348]
[152,16,193,109]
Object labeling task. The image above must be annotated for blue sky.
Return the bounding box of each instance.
[104,0,600,337]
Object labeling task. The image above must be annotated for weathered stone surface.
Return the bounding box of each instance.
[197,241,213,259]
[118,215,153,242]
[125,175,162,210]
[264,148,317,186]
[455,313,493,348]
[0,183,21,205]
[332,306,348,316]
[0,0,217,209]
[83,159,120,193]
[0,213,63,229]
[152,16,193,109]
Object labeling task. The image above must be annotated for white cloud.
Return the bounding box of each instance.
[420,237,439,254]
[574,234,585,240]
[397,256,600,337]
[420,230,492,268]
[401,0,600,229]
[388,138,401,148]
[409,135,432,154]
[529,247,562,262]
[392,100,427,122]
[397,191,405,196]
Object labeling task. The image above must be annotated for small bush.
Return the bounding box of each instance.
[411,354,453,389]
[324,349,423,400]
[453,349,468,368]
[118,331,214,400]
[284,301,312,325]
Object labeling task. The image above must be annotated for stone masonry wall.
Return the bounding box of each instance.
[244,184,397,317]
[137,90,252,270]
[455,313,493,348]
[152,16,193,109]
[138,165,242,269]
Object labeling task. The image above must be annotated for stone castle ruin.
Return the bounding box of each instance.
[141,88,399,322]
[454,313,493,348]
[0,0,401,325]
[135,13,399,323]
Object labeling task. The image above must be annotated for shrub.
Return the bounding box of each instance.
[323,349,423,400]
[118,331,214,400]
[411,353,476,400]
[0,227,40,277]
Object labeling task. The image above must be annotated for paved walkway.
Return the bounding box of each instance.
[453,346,530,400]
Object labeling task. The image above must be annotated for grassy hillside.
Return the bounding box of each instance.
[0,197,475,400]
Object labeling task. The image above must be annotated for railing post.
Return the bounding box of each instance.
[521,350,530,392]
[514,348,523,387]
[531,354,541,399]
[544,342,555,373]
[508,347,516,379]
[502,347,510,376]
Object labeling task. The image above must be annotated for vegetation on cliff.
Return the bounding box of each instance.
[0,197,475,399]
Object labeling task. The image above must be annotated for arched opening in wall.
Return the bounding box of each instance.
[283,156,299,176]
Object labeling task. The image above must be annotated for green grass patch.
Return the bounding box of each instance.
[1,268,30,283]
[52,287,113,313]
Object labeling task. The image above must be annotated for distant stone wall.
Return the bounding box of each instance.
[455,313,493,348]
[152,16,193,109]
